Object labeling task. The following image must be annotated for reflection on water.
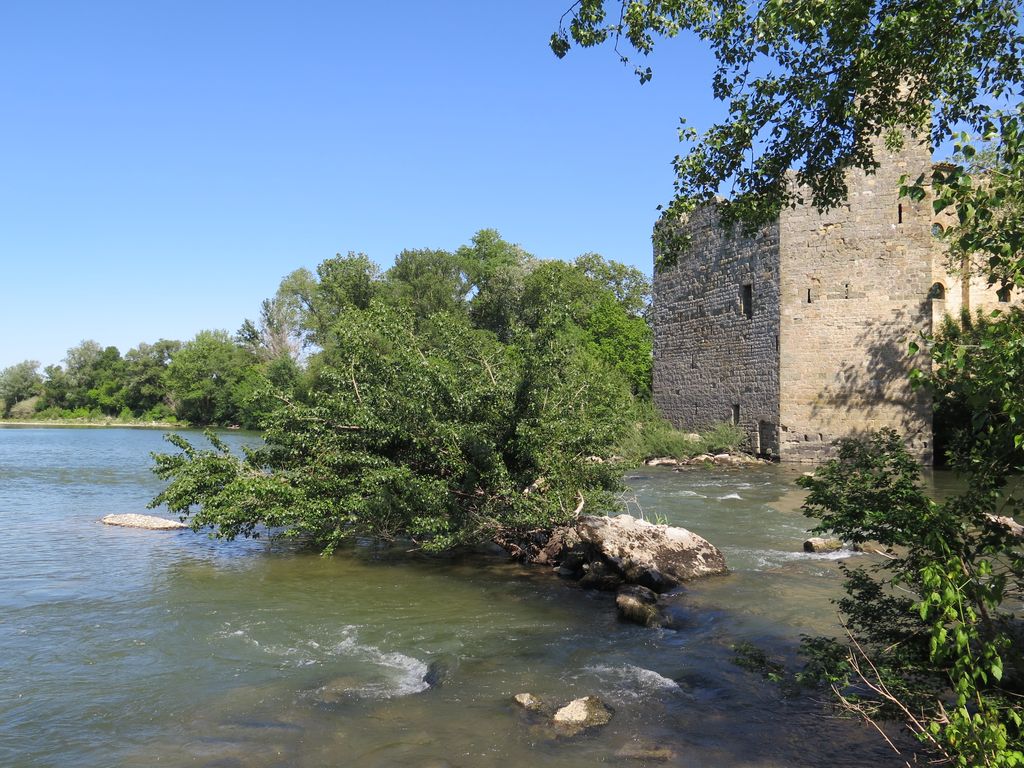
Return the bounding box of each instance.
[0,428,928,767]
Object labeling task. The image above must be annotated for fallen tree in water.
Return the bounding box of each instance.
[149,301,637,554]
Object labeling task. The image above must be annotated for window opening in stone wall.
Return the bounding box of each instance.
[928,282,946,300]
[898,203,904,224]
[741,283,753,319]
[806,288,814,304]
[731,404,740,425]
[844,282,850,299]
[998,285,1012,303]
[774,334,779,352]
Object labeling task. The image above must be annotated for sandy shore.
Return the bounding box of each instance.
[0,419,186,429]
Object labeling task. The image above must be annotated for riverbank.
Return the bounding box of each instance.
[0,418,186,429]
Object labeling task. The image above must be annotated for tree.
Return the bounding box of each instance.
[908,107,1024,297]
[163,331,259,426]
[461,229,537,341]
[552,3,1024,763]
[151,301,631,552]
[382,248,469,321]
[574,252,651,318]
[0,360,42,416]
[552,0,1024,240]
[237,294,304,363]
[119,340,182,417]
[800,430,1024,767]
[276,254,381,348]
[518,258,653,395]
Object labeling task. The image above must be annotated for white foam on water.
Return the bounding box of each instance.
[216,623,430,697]
[327,635,431,698]
[718,493,743,500]
[674,490,705,498]
[584,663,681,701]
[736,547,862,570]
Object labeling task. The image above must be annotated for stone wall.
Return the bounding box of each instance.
[776,138,935,462]
[653,206,782,455]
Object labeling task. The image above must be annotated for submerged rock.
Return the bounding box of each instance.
[422,660,449,689]
[615,585,660,627]
[803,536,843,553]
[513,692,544,711]
[578,560,624,591]
[615,743,677,762]
[552,696,613,734]
[576,514,727,589]
[311,675,363,705]
[101,514,187,530]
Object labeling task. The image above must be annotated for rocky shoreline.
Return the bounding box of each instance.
[499,512,729,630]
[644,451,770,468]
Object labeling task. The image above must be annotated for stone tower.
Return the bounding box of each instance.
[653,139,942,463]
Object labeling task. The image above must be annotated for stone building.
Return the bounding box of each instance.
[652,139,1013,463]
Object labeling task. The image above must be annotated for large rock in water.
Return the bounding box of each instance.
[101,514,187,530]
[576,514,726,589]
[552,696,613,734]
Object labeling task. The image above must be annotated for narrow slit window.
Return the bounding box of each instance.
[898,203,904,224]
[806,288,814,304]
[731,404,740,425]
[844,282,850,299]
[741,283,753,319]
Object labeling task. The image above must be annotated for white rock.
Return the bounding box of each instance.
[576,514,727,588]
[101,514,187,530]
[552,696,613,729]
[513,693,544,711]
[645,457,680,467]
[803,536,843,553]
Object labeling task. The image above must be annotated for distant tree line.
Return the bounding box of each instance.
[0,230,652,432]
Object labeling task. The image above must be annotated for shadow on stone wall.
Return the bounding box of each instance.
[806,307,928,424]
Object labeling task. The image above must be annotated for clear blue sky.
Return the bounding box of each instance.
[0,1,723,370]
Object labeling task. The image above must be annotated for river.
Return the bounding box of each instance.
[1,426,942,767]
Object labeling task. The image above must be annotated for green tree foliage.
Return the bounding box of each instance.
[149,230,657,551]
[574,252,651,318]
[382,248,469,322]
[0,360,42,416]
[552,0,1024,248]
[287,253,381,345]
[163,330,261,427]
[907,108,1024,298]
[461,229,538,341]
[800,431,1024,766]
[119,340,182,418]
[39,341,127,415]
[151,301,631,552]
[237,293,304,362]
[520,260,653,395]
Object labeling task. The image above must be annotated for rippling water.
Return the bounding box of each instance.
[1,427,934,767]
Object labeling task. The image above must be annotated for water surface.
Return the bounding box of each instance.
[0,427,922,767]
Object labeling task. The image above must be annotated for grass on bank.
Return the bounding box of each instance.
[616,412,747,462]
